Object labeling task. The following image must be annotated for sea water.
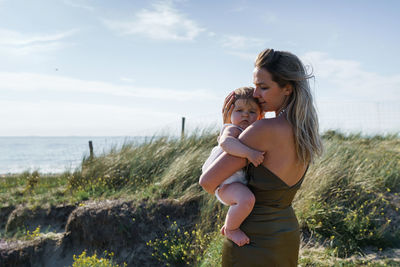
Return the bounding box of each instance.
[0,136,146,174]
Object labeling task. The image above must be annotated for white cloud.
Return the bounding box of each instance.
[0,71,223,135]
[226,51,256,61]
[220,34,268,50]
[228,6,247,13]
[218,34,268,61]
[3,42,69,56]
[0,100,180,136]
[0,29,76,46]
[63,0,94,11]
[302,52,400,102]
[0,72,218,102]
[0,28,77,56]
[260,13,277,24]
[103,1,205,41]
[120,77,135,83]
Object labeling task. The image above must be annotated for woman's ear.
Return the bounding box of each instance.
[284,83,293,96]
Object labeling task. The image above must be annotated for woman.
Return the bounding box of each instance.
[199,48,323,266]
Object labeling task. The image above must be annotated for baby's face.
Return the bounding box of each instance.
[230,99,261,129]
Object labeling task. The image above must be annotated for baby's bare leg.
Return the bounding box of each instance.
[218,182,255,246]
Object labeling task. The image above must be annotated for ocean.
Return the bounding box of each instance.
[0,136,145,174]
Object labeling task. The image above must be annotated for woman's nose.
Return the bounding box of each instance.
[253,87,260,98]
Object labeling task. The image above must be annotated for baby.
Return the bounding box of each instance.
[202,87,264,246]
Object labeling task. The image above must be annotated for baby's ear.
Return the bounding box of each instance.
[258,112,265,120]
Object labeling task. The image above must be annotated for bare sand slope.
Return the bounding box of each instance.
[0,198,199,266]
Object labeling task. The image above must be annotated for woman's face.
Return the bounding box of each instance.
[252,67,292,112]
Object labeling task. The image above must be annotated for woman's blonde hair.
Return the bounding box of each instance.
[255,49,323,163]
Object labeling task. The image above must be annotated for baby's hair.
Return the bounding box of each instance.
[233,87,258,107]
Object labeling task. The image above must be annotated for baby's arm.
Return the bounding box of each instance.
[219,126,264,166]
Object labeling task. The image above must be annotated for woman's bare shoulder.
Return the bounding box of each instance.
[244,117,288,135]
[239,118,292,150]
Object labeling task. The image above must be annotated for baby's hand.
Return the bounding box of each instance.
[247,150,264,166]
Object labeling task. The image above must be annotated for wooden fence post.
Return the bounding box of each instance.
[88,140,93,159]
[181,117,186,139]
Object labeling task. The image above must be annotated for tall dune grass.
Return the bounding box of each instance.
[294,131,400,256]
[1,130,399,265]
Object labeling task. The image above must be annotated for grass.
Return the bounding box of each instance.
[0,171,70,208]
[0,130,399,265]
[294,131,400,257]
[299,246,400,266]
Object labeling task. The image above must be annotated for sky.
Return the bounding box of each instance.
[0,0,399,136]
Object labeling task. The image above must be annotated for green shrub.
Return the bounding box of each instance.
[146,217,216,266]
[72,250,126,267]
[23,170,40,193]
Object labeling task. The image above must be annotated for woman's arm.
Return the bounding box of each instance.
[199,152,246,194]
[199,120,269,194]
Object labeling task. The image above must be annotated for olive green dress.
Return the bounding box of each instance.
[222,164,308,267]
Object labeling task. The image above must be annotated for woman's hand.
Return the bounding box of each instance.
[199,153,247,194]
[222,91,235,124]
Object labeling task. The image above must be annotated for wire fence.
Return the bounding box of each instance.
[317,101,399,135]
[148,101,400,136]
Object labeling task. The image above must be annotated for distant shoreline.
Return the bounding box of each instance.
[0,136,148,177]
[1,172,65,177]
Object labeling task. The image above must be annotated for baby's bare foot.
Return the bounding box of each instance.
[224,228,250,247]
